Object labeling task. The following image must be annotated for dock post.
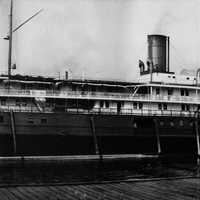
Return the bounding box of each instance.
[10,110,17,155]
[90,116,102,161]
[153,118,161,155]
[195,120,200,164]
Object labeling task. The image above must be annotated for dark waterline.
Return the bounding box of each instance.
[0,155,199,186]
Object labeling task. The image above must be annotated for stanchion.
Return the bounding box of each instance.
[90,116,103,161]
[153,118,161,155]
[195,120,200,165]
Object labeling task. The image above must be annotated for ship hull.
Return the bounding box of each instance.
[0,112,198,156]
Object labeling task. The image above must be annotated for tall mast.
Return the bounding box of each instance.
[8,0,13,79]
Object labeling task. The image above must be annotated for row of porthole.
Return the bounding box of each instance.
[27,118,47,124]
[159,120,193,127]
[133,120,193,128]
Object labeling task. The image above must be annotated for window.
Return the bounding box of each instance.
[100,101,104,108]
[0,116,4,123]
[186,105,190,111]
[41,118,47,124]
[16,99,20,106]
[186,77,190,80]
[133,102,137,109]
[181,89,189,96]
[158,103,162,110]
[179,120,184,126]
[133,123,137,128]
[1,99,6,106]
[160,121,164,126]
[170,122,174,127]
[156,88,160,95]
[163,104,167,110]
[27,120,34,124]
[181,89,184,96]
[181,104,185,111]
[105,101,109,108]
[185,90,189,96]
[139,103,143,109]
[168,89,173,95]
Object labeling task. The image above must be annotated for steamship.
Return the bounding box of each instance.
[1,1,200,157]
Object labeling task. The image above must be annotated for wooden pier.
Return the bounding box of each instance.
[0,177,199,200]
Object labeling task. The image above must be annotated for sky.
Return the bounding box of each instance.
[0,0,200,81]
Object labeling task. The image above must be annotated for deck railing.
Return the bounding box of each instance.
[0,89,199,104]
[0,106,198,118]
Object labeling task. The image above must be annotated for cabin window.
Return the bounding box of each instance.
[181,89,189,96]
[1,99,6,106]
[16,99,20,106]
[181,89,184,96]
[105,101,109,108]
[158,103,162,110]
[21,84,25,89]
[41,118,47,124]
[138,103,143,109]
[133,102,137,109]
[156,88,160,95]
[27,120,34,124]
[179,120,184,126]
[0,116,4,123]
[181,104,189,111]
[160,121,164,126]
[163,104,167,110]
[100,101,104,108]
[167,89,173,95]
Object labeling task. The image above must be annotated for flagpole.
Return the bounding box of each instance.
[8,0,13,79]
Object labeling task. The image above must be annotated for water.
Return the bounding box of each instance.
[0,155,199,186]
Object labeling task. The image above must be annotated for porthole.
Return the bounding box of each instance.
[160,121,164,126]
[170,121,174,127]
[179,120,184,126]
[189,122,193,127]
[133,123,137,128]
[41,118,47,124]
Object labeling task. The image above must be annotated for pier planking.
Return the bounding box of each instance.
[0,178,199,200]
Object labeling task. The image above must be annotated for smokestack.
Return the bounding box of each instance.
[147,35,169,73]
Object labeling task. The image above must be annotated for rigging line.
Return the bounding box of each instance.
[12,9,43,33]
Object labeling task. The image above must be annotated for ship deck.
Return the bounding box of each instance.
[0,177,199,200]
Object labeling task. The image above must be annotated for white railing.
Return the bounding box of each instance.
[0,89,199,104]
[0,106,197,118]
